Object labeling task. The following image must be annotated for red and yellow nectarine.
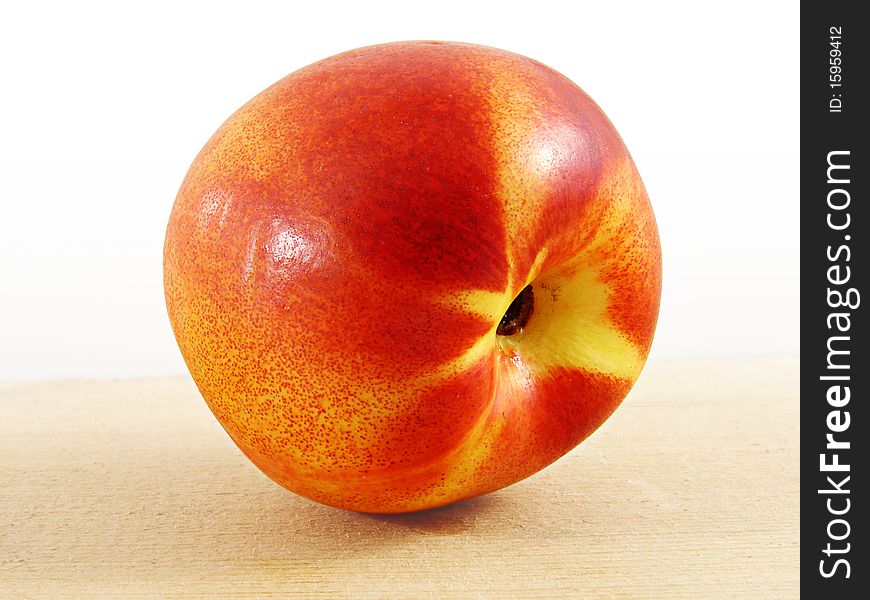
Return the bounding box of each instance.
[164,41,661,513]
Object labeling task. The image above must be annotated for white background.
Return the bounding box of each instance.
[0,1,799,379]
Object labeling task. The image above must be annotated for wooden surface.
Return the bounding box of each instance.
[0,358,799,598]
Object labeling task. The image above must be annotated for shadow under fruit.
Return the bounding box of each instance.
[163,41,662,513]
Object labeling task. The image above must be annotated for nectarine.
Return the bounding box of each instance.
[164,41,661,513]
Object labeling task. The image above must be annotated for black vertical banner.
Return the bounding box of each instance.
[802,3,867,597]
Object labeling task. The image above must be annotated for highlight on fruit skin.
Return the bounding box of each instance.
[163,41,661,513]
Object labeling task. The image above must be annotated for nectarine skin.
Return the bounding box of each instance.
[164,42,661,513]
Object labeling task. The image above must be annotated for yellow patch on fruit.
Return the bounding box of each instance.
[430,245,551,386]
[500,158,649,381]
[446,155,648,383]
[441,288,511,323]
[500,265,644,380]
[412,324,500,385]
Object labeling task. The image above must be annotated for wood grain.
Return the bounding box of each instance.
[0,358,799,598]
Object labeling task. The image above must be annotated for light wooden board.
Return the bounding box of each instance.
[0,358,799,598]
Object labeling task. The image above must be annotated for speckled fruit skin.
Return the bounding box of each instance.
[164,41,661,513]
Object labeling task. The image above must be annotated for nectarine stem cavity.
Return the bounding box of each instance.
[497,285,534,336]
